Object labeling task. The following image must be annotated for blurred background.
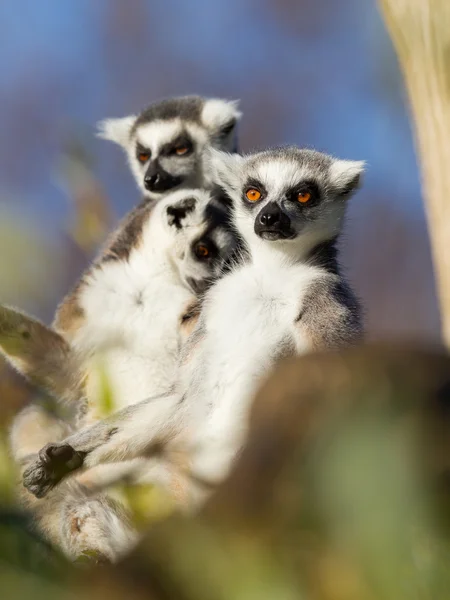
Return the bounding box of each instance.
[0,0,441,417]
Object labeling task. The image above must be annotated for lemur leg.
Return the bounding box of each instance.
[12,405,137,561]
[23,392,183,498]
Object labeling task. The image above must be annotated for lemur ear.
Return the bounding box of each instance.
[96,115,137,147]
[206,149,245,194]
[329,159,365,196]
[201,99,242,138]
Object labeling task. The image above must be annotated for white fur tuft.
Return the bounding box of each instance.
[329,159,365,192]
[206,148,244,193]
[201,99,242,132]
[96,116,137,147]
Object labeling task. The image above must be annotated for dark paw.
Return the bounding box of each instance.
[23,443,85,498]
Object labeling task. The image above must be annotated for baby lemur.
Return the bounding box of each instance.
[98,95,241,202]
[4,187,237,560]
[53,187,236,419]
[23,146,364,509]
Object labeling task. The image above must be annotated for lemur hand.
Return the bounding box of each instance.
[23,443,85,498]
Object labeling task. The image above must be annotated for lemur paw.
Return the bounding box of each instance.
[23,443,85,498]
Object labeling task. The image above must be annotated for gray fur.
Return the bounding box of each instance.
[297,275,363,349]
[132,96,204,132]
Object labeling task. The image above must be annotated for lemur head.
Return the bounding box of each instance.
[209,146,364,256]
[98,96,241,201]
[159,188,237,294]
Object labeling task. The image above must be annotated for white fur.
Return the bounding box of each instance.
[97,116,136,147]
[184,251,323,481]
[136,119,183,152]
[73,194,203,413]
[201,98,241,131]
[207,149,244,193]
[254,159,310,197]
[329,159,365,190]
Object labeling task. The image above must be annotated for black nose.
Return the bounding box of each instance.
[144,163,183,193]
[144,172,159,188]
[259,205,280,226]
[254,201,294,240]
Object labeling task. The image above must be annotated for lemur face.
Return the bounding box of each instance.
[161,189,237,294]
[98,96,241,201]
[209,147,364,249]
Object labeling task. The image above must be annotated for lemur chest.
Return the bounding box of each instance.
[185,262,321,442]
[77,263,195,413]
[204,263,319,376]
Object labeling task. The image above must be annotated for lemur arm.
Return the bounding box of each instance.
[23,392,182,499]
[295,276,363,351]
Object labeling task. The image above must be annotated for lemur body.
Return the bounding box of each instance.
[3,188,236,560]
[4,95,242,561]
[98,95,241,202]
[23,146,364,509]
[54,188,235,421]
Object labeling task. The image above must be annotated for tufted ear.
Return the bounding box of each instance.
[206,149,245,195]
[96,115,137,148]
[201,99,242,140]
[329,159,365,196]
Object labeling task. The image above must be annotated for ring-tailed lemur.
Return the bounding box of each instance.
[98,96,241,203]
[23,146,364,513]
[52,187,236,418]
[4,188,237,560]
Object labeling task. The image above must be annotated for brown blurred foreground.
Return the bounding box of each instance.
[2,344,450,600]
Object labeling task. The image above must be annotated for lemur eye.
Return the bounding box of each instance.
[298,192,311,204]
[138,152,150,164]
[195,244,210,259]
[175,146,189,156]
[246,188,262,202]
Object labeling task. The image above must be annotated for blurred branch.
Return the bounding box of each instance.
[56,138,115,256]
[88,345,450,600]
[378,0,450,346]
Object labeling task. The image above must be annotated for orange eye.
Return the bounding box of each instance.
[195,244,209,258]
[138,152,150,164]
[298,192,311,203]
[175,146,189,156]
[246,188,262,202]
